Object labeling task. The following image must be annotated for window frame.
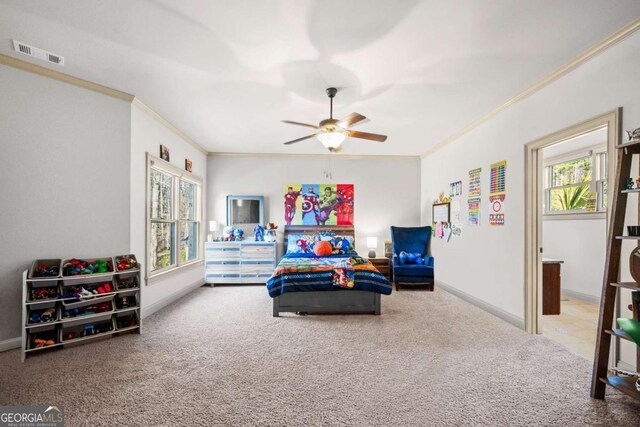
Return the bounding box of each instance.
[146,154,203,281]
[543,145,607,219]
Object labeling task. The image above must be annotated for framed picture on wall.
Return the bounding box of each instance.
[384,240,392,258]
[185,158,192,172]
[160,145,170,162]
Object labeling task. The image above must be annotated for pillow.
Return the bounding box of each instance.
[286,234,316,254]
[329,235,356,255]
[398,251,424,265]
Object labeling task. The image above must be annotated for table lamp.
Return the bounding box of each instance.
[209,220,218,242]
[367,236,378,258]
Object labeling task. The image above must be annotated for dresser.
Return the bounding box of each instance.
[205,241,276,285]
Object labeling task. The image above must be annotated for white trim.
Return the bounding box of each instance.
[561,289,600,305]
[146,153,204,282]
[543,212,606,221]
[436,280,525,330]
[141,278,205,319]
[543,143,607,167]
[524,109,620,335]
[0,337,21,352]
[146,260,203,283]
[207,151,419,160]
[421,17,640,158]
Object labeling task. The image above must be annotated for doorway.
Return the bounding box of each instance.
[524,110,620,351]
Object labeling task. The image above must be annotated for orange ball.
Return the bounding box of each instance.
[313,240,332,257]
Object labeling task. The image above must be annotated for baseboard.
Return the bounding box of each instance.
[141,278,205,319]
[436,280,525,330]
[0,337,21,352]
[561,289,600,305]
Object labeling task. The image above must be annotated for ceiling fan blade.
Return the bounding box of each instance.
[346,130,387,142]
[338,113,368,128]
[281,120,319,129]
[283,134,318,145]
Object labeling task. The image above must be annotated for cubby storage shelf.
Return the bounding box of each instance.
[21,256,141,362]
[599,376,640,402]
[25,307,139,329]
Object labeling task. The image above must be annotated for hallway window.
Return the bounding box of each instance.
[544,149,607,214]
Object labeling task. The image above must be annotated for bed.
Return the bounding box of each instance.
[267,225,392,316]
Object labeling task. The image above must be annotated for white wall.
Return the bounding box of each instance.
[130,105,207,315]
[0,64,131,343]
[207,155,421,257]
[542,218,606,301]
[420,30,640,365]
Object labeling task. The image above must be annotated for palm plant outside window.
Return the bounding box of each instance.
[544,148,607,214]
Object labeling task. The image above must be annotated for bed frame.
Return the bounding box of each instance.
[272,225,382,317]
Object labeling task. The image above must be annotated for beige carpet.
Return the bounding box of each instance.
[1,286,639,426]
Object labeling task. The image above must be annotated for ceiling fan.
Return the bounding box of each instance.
[282,87,387,152]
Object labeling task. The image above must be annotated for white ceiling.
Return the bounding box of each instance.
[1,1,639,156]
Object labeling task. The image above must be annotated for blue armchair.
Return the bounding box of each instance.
[390,226,434,291]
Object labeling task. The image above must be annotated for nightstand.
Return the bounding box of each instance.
[367,257,390,281]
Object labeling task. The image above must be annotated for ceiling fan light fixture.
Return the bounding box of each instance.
[317,130,346,149]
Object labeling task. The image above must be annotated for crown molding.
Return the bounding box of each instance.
[131,98,207,155]
[0,53,207,155]
[0,53,134,101]
[420,17,640,159]
[208,151,419,160]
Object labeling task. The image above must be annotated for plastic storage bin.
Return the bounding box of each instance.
[27,324,58,350]
[60,315,114,342]
[114,254,138,271]
[61,257,114,276]
[28,259,61,286]
[27,302,59,325]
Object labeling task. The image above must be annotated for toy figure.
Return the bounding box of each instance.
[223,226,234,241]
[626,177,635,190]
[265,223,278,242]
[636,177,640,189]
[627,127,640,142]
[233,228,244,241]
[253,225,265,241]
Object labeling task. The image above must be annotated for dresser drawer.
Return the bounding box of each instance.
[206,273,243,283]
[242,262,275,276]
[206,260,241,273]
[241,244,275,259]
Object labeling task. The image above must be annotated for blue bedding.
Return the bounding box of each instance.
[266,253,393,298]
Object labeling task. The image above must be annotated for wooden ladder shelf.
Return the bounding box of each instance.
[591,139,640,401]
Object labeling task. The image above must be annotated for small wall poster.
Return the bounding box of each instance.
[450,181,462,197]
[468,168,481,197]
[490,160,506,194]
[489,194,505,226]
[468,198,481,225]
[489,160,506,226]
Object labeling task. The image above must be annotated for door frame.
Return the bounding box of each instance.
[524,109,620,334]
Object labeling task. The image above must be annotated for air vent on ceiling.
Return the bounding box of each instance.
[12,40,64,66]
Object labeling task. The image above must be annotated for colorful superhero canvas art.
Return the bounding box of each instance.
[284,184,354,225]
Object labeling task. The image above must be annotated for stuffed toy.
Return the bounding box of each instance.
[233,228,244,241]
[253,225,265,241]
[398,251,424,265]
[223,226,234,241]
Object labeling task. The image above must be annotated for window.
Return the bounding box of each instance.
[148,156,202,276]
[544,148,607,215]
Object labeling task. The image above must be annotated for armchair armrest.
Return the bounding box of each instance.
[424,256,434,268]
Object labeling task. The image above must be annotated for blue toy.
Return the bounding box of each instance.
[398,250,424,265]
[253,225,265,241]
[233,228,244,241]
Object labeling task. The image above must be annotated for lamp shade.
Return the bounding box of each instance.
[317,131,346,149]
[366,237,378,249]
[209,220,218,232]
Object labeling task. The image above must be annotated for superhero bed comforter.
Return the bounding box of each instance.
[266,253,393,298]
